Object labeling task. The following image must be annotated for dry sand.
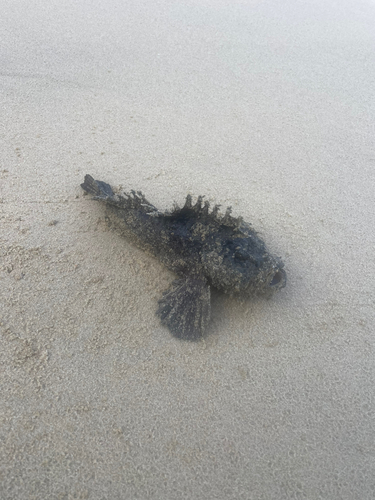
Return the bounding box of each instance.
[1,0,374,498]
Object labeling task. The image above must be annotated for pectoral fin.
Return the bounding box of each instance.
[157,277,211,340]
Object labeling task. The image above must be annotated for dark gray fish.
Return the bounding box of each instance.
[81,174,286,340]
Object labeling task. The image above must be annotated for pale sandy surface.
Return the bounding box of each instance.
[1,1,374,498]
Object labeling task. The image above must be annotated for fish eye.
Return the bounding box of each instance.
[234,250,250,261]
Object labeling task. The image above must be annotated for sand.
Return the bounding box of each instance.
[1,0,374,498]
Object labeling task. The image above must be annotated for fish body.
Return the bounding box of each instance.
[81,174,286,340]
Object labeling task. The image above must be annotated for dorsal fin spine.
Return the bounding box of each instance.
[166,196,244,231]
[184,194,192,209]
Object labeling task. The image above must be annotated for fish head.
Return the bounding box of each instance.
[201,224,286,296]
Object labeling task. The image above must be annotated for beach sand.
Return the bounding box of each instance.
[1,0,374,498]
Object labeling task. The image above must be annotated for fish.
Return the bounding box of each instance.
[81,174,286,340]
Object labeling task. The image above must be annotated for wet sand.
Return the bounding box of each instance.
[1,1,374,498]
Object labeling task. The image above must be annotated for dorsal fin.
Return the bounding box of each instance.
[106,189,159,215]
[167,195,246,231]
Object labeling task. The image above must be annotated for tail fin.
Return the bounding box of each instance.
[81,174,114,198]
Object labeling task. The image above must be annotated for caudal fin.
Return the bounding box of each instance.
[81,174,114,198]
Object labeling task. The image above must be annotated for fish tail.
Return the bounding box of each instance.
[81,174,114,198]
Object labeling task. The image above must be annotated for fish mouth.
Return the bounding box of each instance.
[269,268,286,288]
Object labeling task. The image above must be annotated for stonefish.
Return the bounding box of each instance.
[81,174,286,340]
